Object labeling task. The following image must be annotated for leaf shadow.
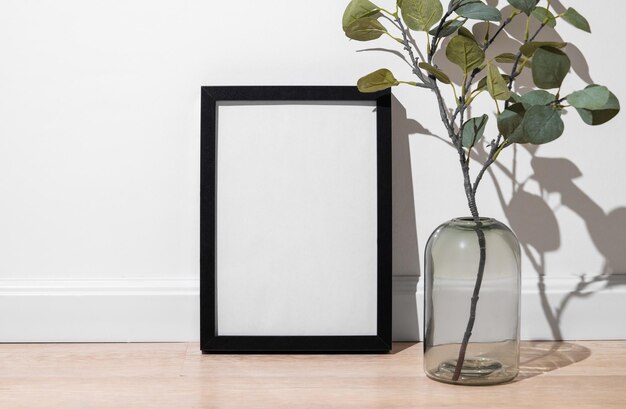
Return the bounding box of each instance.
[484,145,626,340]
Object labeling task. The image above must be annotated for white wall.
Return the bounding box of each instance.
[0,0,624,341]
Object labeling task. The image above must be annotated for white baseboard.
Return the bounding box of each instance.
[1,275,624,342]
[0,278,199,342]
[392,274,626,341]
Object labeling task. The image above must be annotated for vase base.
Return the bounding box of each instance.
[426,355,518,385]
[439,357,502,377]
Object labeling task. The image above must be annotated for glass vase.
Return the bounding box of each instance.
[423,217,521,385]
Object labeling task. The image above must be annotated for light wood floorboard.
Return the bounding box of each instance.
[1,341,624,408]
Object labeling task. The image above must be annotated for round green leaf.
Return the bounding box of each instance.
[508,92,522,104]
[401,0,443,32]
[575,87,620,126]
[429,19,465,37]
[498,103,527,143]
[531,46,571,89]
[462,114,489,148]
[495,53,518,64]
[562,7,591,33]
[457,26,476,41]
[520,41,567,57]
[532,6,556,28]
[507,0,539,16]
[566,85,610,110]
[476,74,511,92]
[499,106,527,143]
[344,17,387,41]
[342,0,380,30]
[418,62,451,84]
[523,105,564,144]
[495,53,532,69]
[357,68,400,93]
[486,62,511,101]
[519,90,556,109]
[456,1,501,22]
[446,34,485,74]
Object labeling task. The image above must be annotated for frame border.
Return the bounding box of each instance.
[200,86,392,353]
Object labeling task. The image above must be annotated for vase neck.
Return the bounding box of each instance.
[451,217,496,228]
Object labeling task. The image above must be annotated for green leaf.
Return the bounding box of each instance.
[575,86,620,126]
[498,103,527,143]
[429,19,465,37]
[456,1,501,22]
[457,26,476,41]
[532,7,556,28]
[476,76,487,90]
[486,62,511,101]
[508,92,522,104]
[357,68,400,92]
[476,73,511,92]
[418,62,451,84]
[477,76,511,91]
[531,46,570,89]
[342,0,380,30]
[495,53,518,64]
[494,53,532,69]
[520,41,567,57]
[344,17,387,41]
[446,34,485,74]
[507,0,539,16]
[562,7,591,33]
[523,105,564,144]
[462,114,489,148]
[401,0,444,32]
[452,0,475,5]
[519,90,556,109]
[566,86,610,110]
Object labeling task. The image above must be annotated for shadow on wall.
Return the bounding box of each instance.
[391,96,423,341]
[472,2,625,341]
[487,148,626,340]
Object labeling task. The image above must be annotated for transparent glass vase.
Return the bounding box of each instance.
[424,217,521,385]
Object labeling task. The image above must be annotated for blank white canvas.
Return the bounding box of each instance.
[215,101,378,336]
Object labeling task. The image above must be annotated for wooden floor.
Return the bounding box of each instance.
[1,341,624,408]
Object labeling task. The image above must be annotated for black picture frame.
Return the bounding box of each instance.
[200,86,392,353]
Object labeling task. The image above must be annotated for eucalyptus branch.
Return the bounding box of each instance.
[432,82,458,142]
[470,13,550,196]
[380,13,402,31]
[483,11,519,51]
[472,139,507,194]
[507,21,549,94]
[529,21,549,42]
[407,28,428,63]
[452,223,486,381]
[395,16,432,87]
[428,9,455,63]
[452,67,480,125]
